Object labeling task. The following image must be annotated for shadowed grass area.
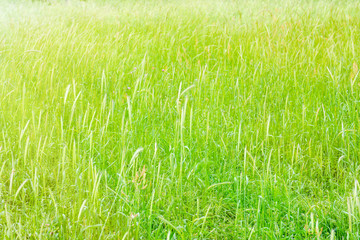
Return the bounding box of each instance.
[1,0,360,238]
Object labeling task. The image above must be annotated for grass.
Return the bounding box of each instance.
[0,0,360,238]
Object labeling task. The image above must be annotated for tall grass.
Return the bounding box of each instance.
[1,0,360,238]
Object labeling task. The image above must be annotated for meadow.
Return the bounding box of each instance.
[0,0,360,238]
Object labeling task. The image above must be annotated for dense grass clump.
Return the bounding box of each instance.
[1,0,360,238]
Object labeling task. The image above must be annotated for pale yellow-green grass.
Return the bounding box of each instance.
[0,0,360,239]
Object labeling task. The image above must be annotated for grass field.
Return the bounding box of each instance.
[1,0,360,238]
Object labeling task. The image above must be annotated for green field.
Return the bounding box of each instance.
[1,0,360,238]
